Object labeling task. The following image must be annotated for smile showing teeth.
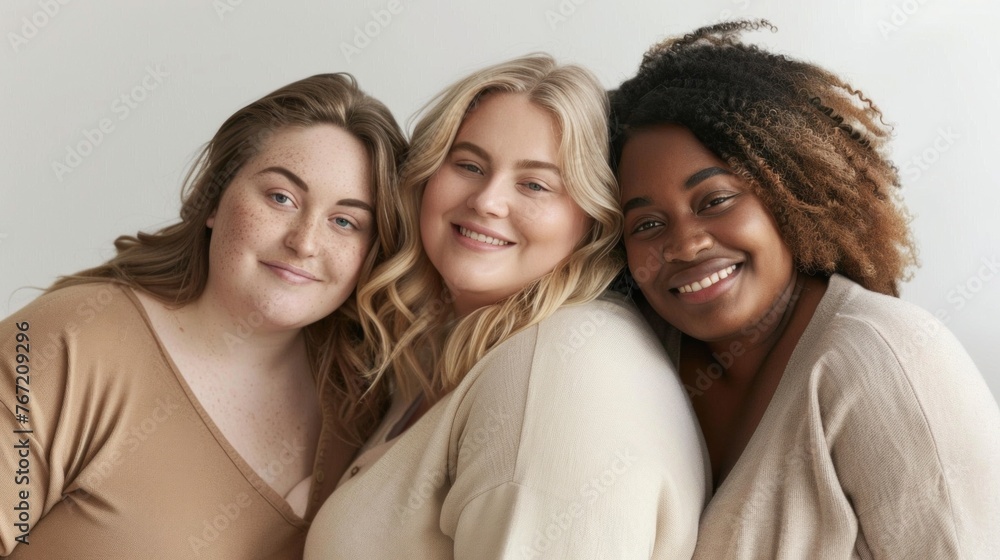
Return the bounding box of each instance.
[677,265,737,294]
[459,226,510,246]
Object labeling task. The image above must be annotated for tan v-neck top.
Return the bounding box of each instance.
[0,283,357,558]
[670,275,1000,559]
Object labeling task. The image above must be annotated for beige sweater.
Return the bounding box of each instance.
[677,275,1000,559]
[0,283,358,559]
[304,294,710,559]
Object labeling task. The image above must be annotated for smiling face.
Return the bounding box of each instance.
[619,124,795,344]
[204,124,374,331]
[420,93,591,316]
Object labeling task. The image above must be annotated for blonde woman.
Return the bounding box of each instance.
[305,55,707,559]
[0,74,406,558]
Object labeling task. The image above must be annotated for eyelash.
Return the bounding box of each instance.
[632,219,663,234]
[269,192,294,206]
[457,162,483,175]
[703,194,736,209]
[332,217,356,230]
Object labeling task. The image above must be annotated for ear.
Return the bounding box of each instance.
[206,208,217,229]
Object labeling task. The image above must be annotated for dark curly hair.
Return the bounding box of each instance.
[609,20,917,296]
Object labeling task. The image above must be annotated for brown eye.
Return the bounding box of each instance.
[700,193,739,212]
[631,219,664,234]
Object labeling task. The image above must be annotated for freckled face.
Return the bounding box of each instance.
[204,124,374,331]
[419,93,590,316]
[619,124,795,344]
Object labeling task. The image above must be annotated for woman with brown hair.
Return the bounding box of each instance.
[612,20,1000,559]
[0,73,406,558]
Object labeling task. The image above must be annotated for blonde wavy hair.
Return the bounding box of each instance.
[357,54,622,402]
[49,73,407,443]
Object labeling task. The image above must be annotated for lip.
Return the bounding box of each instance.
[665,259,742,304]
[261,260,319,284]
[451,222,515,250]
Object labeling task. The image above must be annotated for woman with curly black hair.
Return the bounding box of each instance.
[611,20,1000,559]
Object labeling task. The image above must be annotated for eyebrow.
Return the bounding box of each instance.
[622,166,733,214]
[451,141,561,175]
[622,196,652,214]
[257,166,373,214]
[684,166,732,188]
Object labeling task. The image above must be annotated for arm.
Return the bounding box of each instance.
[0,307,60,555]
[442,299,708,559]
[823,313,1000,559]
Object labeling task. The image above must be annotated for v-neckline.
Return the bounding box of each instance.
[689,276,839,497]
[123,286,328,527]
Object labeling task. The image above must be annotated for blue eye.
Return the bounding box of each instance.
[270,193,293,206]
[333,217,354,229]
[525,182,547,192]
[458,162,483,175]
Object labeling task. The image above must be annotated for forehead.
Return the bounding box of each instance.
[248,124,373,200]
[618,124,728,196]
[455,93,561,160]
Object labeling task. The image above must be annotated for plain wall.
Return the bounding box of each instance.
[2,0,997,399]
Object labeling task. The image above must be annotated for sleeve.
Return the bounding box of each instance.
[442,299,709,559]
[0,302,64,555]
[821,312,1000,559]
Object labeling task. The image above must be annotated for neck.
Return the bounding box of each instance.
[174,294,307,376]
[703,272,805,385]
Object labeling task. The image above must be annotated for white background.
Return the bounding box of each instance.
[2,0,998,400]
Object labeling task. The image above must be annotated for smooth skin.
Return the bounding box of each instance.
[620,124,827,487]
[136,124,375,516]
[420,92,590,317]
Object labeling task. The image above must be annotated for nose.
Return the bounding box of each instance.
[285,214,320,256]
[661,220,713,263]
[466,177,509,219]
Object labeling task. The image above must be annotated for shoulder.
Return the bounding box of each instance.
[445,294,707,540]
[3,282,138,332]
[1,282,146,382]
[806,275,974,381]
[534,292,668,370]
[798,275,997,466]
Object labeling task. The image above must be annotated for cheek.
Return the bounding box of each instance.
[420,181,447,231]
[625,239,663,287]
[211,198,264,263]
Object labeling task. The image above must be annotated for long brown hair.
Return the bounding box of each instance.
[50,73,407,442]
